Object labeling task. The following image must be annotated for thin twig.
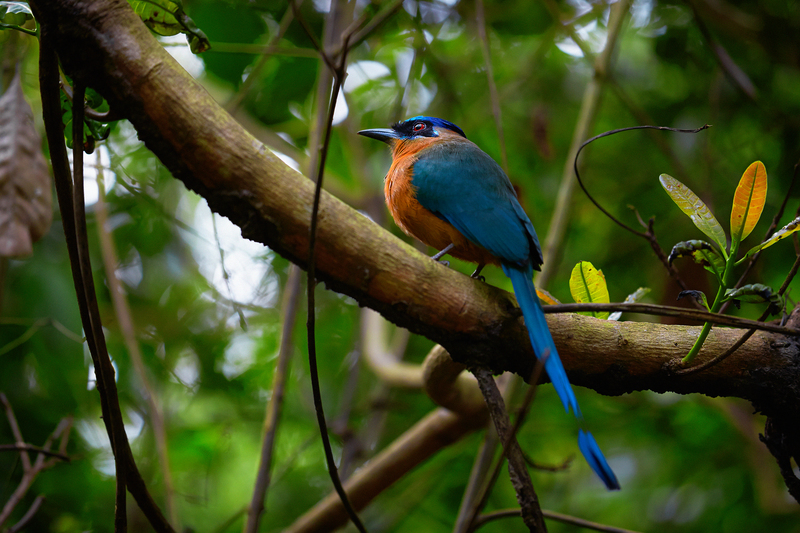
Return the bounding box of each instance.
[538,0,596,61]
[95,155,177,527]
[337,10,370,54]
[689,4,757,102]
[673,328,758,376]
[521,453,573,472]
[643,215,697,298]
[572,125,711,239]
[46,417,73,469]
[72,80,131,533]
[392,12,425,119]
[472,368,545,532]
[473,508,643,533]
[227,2,298,111]
[0,320,45,357]
[38,30,173,532]
[303,5,366,530]
[475,0,509,173]
[6,495,46,533]
[0,444,70,461]
[333,343,363,481]
[203,43,317,56]
[463,438,507,533]
[467,357,548,532]
[777,253,800,297]
[0,396,71,530]
[328,0,405,57]
[244,264,302,533]
[0,318,84,355]
[545,302,797,336]
[453,418,497,533]
[537,0,632,290]
[571,124,712,298]
[211,213,247,330]
[211,506,249,533]
[5,493,43,533]
[290,0,338,76]
[507,356,547,451]
[0,392,30,471]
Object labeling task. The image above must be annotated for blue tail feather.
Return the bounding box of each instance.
[502,264,579,415]
[503,264,620,490]
[579,430,621,490]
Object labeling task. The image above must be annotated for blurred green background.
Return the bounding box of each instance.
[1,0,799,531]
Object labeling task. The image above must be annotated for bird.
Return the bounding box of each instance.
[359,116,620,490]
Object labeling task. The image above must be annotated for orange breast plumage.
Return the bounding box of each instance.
[384,138,499,268]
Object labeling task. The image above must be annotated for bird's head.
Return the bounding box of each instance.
[358,116,467,145]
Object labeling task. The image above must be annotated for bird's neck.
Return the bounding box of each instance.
[391,137,437,160]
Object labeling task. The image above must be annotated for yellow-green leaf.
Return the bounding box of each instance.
[730,161,767,243]
[569,261,610,319]
[744,215,800,258]
[659,174,727,253]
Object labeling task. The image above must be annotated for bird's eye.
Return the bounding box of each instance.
[413,122,426,132]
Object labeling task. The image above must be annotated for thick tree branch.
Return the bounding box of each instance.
[29,0,800,423]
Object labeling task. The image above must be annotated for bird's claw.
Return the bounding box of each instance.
[437,260,450,267]
[470,265,486,282]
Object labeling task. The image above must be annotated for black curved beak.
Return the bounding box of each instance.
[357,128,400,144]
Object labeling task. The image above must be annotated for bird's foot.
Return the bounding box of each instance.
[470,265,486,282]
[437,260,450,267]
[431,243,455,262]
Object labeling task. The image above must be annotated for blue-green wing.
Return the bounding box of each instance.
[411,140,542,269]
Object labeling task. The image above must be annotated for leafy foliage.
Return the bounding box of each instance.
[661,161,789,362]
[59,87,113,152]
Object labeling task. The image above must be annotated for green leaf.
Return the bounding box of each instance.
[608,287,651,321]
[59,90,112,152]
[0,1,32,18]
[569,261,610,319]
[730,161,767,244]
[659,174,728,253]
[667,240,726,280]
[743,215,800,259]
[677,290,710,311]
[723,284,783,315]
[128,0,210,53]
[0,1,33,30]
